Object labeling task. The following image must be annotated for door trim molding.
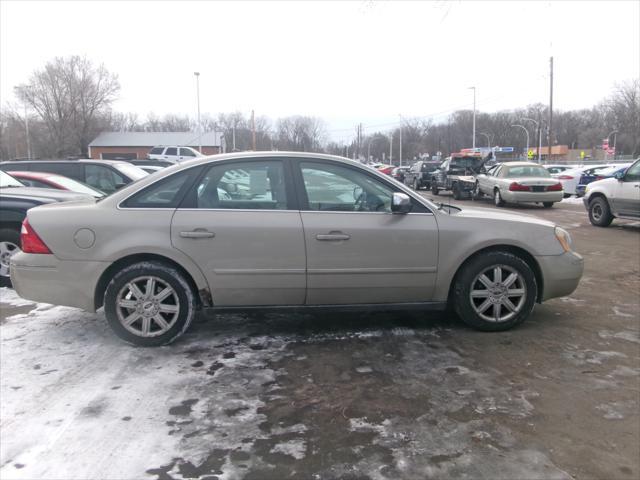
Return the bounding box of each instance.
[308,267,437,274]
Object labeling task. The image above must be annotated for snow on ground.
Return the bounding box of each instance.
[561,195,586,205]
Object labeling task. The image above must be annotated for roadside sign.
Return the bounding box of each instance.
[527,150,534,159]
[580,151,585,159]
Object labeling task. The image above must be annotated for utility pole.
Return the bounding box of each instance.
[548,57,553,160]
[251,110,256,150]
[232,124,236,151]
[194,72,202,153]
[389,132,392,164]
[24,103,31,160]
[398,114,403,167]
[469,86,476,149]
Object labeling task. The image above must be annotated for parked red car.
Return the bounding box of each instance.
[376,165,395,175]
[8,171,105,198]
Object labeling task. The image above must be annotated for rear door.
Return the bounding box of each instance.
[171,158,306,306]
[293,159,438,305]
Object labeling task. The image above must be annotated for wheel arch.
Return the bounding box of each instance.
[94,253,211,311]
[447,244,544,304]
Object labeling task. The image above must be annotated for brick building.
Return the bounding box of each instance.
[88,131,225,160]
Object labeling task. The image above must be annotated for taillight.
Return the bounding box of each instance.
[595,176,604,181]
[558,175,574,180]
[509,182,531,192]
[547,183,563,191]
[21,219,51,254]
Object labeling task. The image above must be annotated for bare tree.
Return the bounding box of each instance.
[603,80,640,156]
[15,56,120,157]
[275,116,326,152]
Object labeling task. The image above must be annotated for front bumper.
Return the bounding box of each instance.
[536,251,584,302]
[10,253,108,312]
[582,197,590,210]
[502,190,564,204]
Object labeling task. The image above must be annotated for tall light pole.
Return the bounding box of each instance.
[469,86,476,148]
[398,114,403,166]
[478,132,491,148]
[606,130,618,159]
[511,125,529,160]
[523,118,542,163]
[194,72,201,153]
[389,132,393,164]
[24,102,31,160]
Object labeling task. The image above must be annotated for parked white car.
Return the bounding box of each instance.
[583,159,640,227]
[148,146,204,163]
[557,164,612,197]
[544,164,574,177]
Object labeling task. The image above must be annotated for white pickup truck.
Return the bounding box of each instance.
[583,159,640,227]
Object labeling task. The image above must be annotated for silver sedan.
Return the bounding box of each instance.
[11,152,583,346]
[476,162,564,208]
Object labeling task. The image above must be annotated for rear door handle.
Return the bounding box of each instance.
[316,232,351,241]
[180,230,215,239]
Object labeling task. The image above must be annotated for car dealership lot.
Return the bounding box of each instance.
[1,198,638,480]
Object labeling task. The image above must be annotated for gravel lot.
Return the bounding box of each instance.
[1,196,638,480]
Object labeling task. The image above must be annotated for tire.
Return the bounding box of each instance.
[472,182,483,200]
[563,193,571,199]
[543,202,554,208]
[104,261,196,346]
[452,183,462,200]
[0,228,21,288]
[588,197,614,227]
[431,182,439,195]
[494,189,505,207]
[452,251,537,331]
[413,179,419,190]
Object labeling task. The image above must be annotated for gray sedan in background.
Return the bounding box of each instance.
[10,152,583,346]
[476,162,564,208]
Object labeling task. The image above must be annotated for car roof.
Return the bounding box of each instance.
[501,162,546,167]
[1,159,132,166]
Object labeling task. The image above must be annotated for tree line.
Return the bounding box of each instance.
[1,56,638,161]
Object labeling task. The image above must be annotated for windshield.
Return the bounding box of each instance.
[114,163,149,180]
[0,170,25,187]
[451,158,482,168]
[504,166,551,178]
[45,174,105,197]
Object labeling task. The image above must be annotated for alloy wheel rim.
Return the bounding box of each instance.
[116,276,180,337]
[592,204,602,220]
[494,191,501,205]
[469,264,527,323]
[0,241,20,278]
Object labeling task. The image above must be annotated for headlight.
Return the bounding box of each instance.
[585,184,591,194]
[555,227,572,252]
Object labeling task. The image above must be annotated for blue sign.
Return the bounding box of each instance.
[494,147,514,153]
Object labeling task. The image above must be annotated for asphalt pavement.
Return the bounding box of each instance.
[1,194,638,480]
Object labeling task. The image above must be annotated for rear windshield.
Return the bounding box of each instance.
[451,158,482,168]
[0,170,24,187]
[504,166,551,178]
[114,163,149,180]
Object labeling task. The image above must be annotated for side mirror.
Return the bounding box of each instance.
[614,171,625,181]
[391,192,412,214]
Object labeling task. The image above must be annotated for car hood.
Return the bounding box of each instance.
[586,177,618,189]
[0,186,95,203]
[451,206,555,228]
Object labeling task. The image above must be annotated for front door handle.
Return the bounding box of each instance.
[316,232,351,241]
[180,230,215,239]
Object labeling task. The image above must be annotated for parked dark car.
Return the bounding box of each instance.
[403,161,441,190]
[127,159,174,168]
[391,166,410,182]
[0,171,94,286]
[576,163,632,197]
[0,159,147,194]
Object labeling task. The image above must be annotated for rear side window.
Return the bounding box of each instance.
[149,147,165,155]
[165,147,178,156]
[84,165,125,193]
[122,168,199,208]
[33,163,82,179]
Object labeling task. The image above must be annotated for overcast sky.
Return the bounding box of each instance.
[1,0,638,142]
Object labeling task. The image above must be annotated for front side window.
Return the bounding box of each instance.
[625,161,640,182]
[300,162,393,212]
[165,147,178,156]
[195,160,288,210]
[180,148,196,157]
[85,165,125,193]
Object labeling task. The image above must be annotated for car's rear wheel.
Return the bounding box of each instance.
[0,228,21,287]
[588,197,614,227]
[494,189,505,207]
[104,261,196,346]
[453,251,537,331]
[431,182,439,195]
[543,202,554,208]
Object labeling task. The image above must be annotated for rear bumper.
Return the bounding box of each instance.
[10,253,108,312]
[536,251,584,302]
[502,190,564,203]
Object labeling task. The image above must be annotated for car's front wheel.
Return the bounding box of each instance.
[0,228,21,287]
[104,261,196,346]
[431,183,439,195]
[588,197,614,227]
[413,179,419,190]
[543,202,554,208]
[453,251,537,331]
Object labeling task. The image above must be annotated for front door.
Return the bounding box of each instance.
[171,158,306,306]
[294,159,438,305]
[612,161,640,217]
